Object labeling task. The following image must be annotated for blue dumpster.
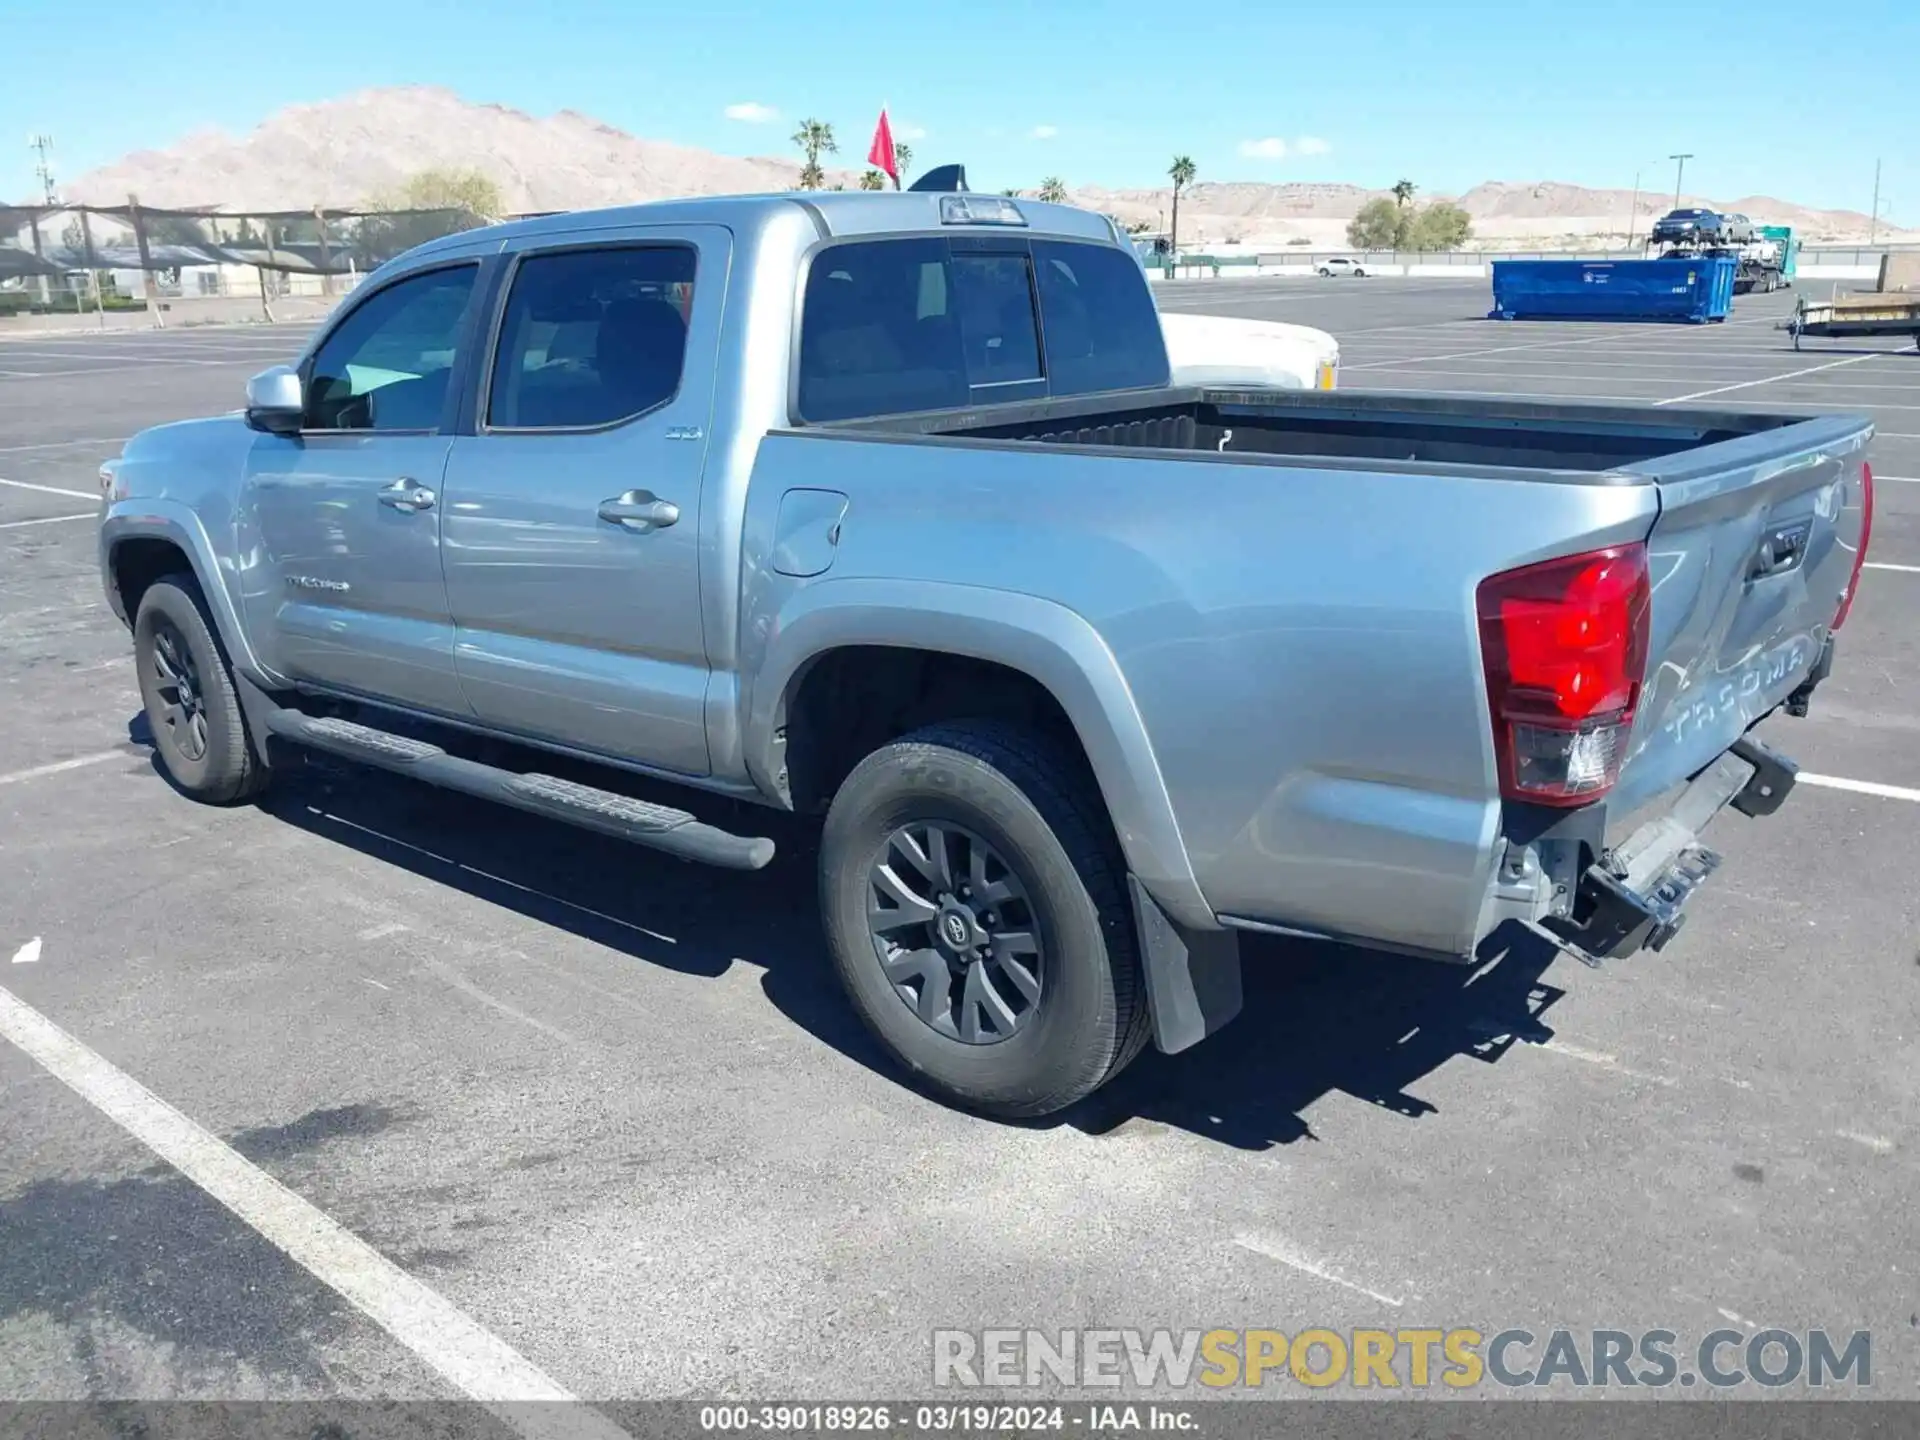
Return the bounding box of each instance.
[1489,257,1738,323]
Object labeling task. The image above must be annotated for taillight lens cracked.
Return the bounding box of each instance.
[1477,543,1651,806]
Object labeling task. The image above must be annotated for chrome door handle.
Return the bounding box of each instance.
[598,490,680,530]
[378,478,436,513]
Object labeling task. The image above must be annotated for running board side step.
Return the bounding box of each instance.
[259,709,775,871]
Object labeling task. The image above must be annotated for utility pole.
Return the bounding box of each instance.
[29,132,57,203]
[1626,168,1643,251]
[28,132,57,307]
[129,192,163,328]
[1669,153,1693,210]
[1868,158,1882,245]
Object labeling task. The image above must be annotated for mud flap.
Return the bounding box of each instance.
[1129,876,1243,1053]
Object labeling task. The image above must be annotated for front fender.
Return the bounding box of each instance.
[744,577,1213,932]
[100,500,274,685]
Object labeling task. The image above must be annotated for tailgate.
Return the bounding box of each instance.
[1613,413,1873,816]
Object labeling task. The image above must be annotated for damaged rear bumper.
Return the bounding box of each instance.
[1545,735,1798,965]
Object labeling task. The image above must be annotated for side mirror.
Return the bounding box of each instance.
[245,365,305,435]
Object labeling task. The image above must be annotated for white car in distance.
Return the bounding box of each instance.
[1318,257,1369,278]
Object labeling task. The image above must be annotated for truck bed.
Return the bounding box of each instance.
[824,386,1825,476]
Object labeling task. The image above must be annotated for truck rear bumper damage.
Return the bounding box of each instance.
[1543,735,1797,966]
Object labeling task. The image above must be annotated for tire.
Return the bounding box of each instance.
[133,574,267,804]
[819,720,1150,1118]
[1318,268,1331,277]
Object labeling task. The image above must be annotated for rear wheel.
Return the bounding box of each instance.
[819,720,1149,1118]
[134,575,266,804]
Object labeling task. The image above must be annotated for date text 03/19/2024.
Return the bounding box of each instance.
[697,1404,1198,1432]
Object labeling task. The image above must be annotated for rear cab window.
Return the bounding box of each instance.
[795,234,1168,423]
[488,245,697,430]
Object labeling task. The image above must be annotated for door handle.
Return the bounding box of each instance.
[378,478,436,513]
[598,490,681,530]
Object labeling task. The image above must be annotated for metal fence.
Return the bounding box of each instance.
[1167,244,1917,270]
[0,201,493,319]
[7,197,1911,320]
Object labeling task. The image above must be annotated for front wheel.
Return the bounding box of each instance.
[819,720,1150,1118]
[134,575,267,804]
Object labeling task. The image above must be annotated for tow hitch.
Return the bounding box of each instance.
[1537,739,1797,967]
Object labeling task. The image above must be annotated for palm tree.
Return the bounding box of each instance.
[792,119,837,191]
[1037,177,1067,204]
[894,143,913,186]
[859,169,887,191]
[1168,155,1197,258]
[1392,179,1416,210]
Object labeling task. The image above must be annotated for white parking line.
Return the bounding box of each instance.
[0,750,127,787]
[1232,1233,1405,1307]
[0,512,95,531]
[1656,353,1884,405]
[0,358,263,380]
[1874,475,1920,483]
[1538,1039,1678,1088]
[1864,562,1920,574]
[1346,329,1713,371]
[1350,365,1920,392]
[0,346,292,363]
[0,984,632,1440]
[0,475,98,501]
[1343,366,1677,388]
[1800,773,1920,803]
[1836,1130,1895,1154]
[0,437,129,454]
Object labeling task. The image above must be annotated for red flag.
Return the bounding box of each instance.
[868,109,899,188]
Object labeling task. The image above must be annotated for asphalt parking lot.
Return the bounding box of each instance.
[2,285,1918,1413]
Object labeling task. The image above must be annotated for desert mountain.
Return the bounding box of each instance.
[58,86,1890,246]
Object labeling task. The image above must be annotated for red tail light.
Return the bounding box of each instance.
[1477,543,1651,806]
[1832,461,1874,631]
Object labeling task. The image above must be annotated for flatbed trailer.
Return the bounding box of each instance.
[1653,242,1784,296]
[1784,293,1920,350]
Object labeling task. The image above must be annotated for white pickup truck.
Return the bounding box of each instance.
[1159,309,1340,391]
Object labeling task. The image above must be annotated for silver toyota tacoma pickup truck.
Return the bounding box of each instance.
[97,188,1875,1117]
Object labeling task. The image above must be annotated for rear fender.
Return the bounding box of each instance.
[101,501,274,686]
[745,577,1213,933]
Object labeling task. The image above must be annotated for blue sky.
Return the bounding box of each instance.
[4,0,1913,219]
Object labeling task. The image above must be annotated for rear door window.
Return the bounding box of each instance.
[797,238,1044,422]
[487,245,697,430]
[1031,240,1170,396]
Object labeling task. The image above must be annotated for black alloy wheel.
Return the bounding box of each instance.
[146,616,210,762]
[866,820,1044,1045]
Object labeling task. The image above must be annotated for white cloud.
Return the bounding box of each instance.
[1030,124,1059,140]
[1295,135,1331,156]
[896,123,927,141]
[724,102,779,123]
[1238,137,1288,159]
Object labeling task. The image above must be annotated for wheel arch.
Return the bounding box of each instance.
[102,504,269,682]
[745,579,1212,931]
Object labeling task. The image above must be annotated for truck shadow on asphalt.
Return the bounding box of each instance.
[233,740,1571,1155]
